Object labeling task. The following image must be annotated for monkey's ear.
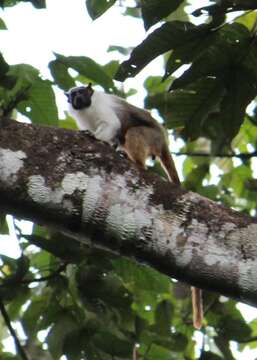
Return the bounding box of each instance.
[86,83,94,96]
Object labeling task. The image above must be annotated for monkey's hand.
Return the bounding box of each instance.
[111,139,128,159]
[81,130,96,139]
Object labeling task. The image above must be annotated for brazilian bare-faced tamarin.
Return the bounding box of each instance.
[65,83,203,329]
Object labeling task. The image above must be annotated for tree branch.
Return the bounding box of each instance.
[171,151,257,159]
[0,119,257,308]
[239,336,257,344]
[0,298,29,360]
[21,263,67,284]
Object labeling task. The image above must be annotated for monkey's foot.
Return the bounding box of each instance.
[81,130,96,139]
[117,150,128,159]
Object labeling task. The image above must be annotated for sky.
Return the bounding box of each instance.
[0,0,161,110]
[0,1,257,358]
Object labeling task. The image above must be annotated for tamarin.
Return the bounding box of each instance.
[65,83,203,329]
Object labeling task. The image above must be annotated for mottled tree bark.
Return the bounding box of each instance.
[0,119,257,306]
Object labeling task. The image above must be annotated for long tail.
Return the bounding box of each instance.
[160,145,180,184]
[191,287,203,329]
[160,145,203,329]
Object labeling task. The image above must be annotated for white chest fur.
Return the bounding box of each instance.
[68,91,121,143]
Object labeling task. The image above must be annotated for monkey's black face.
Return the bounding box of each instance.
[66,85,94,110]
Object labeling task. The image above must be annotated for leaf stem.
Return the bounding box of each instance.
[0,298,29,360]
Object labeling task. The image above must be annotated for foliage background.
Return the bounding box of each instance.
[0,0,257,359]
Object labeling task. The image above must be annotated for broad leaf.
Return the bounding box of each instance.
[47,313,78,359]
[29,0,45,8]
[141,0,183,30]
[0,213,8,234]
[50,53,115,92]
[49,59,75,91]
[0,52,9,77]
[154,300,174,336]
[0,0,45,8]
[93,330,133,357]
[0,17,6,29]
[145,77,224,133]
[115,21,209,81]
[86,0,116,20]
[17,76,58,126]
[170,23,252,90]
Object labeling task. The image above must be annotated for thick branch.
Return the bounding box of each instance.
[0,119,257,307]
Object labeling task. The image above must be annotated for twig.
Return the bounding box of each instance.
[20,263,67,284]
[0,263,67,288]
[239,336,257,344]
[0,298,29,360]
[142,342,152,359]
[171,151,257,159]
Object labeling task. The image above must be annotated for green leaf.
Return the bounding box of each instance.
[0,0,46,8]
[193,0,257,18]
[0,0,19,7]
[17,77,58,126]
[0,52,9,77]
[15,255,30,281]
[221,164,252,197]
[7,287,30,320]
[102,60,120,78]
[22,295,47,337]
[154,300,173,336]
[0,213,8,234]
[164,30,216,80]
[1,63,57,122]
[108,45,133,55]
[113,258,170,294]
[115,21,209,81]
[29,0,46,8]
[208,300,252,342]
[93,330,133,357]
[0,354,20,360]
[124,6,141,18]
[200,352,223,360]
[0,255,30,301]
[236,9,257,30]
[214,336,234,360]
[170,23,251,91]
[8,63,39,86]
[144,76,170,95]
[49,59,75,90]
[113,258,171,323]
[86,0,116,20]
[198,185,219,200]
[141,0,183,30]
[145,77,224,132]
[140,329,188,353]
[50,53,115,92]
[29,249,51,270]
[184,163,209,191]
[211,68,256,148]
[0,18,6,29]
[142,343,184,360]
[47,313,78,359]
